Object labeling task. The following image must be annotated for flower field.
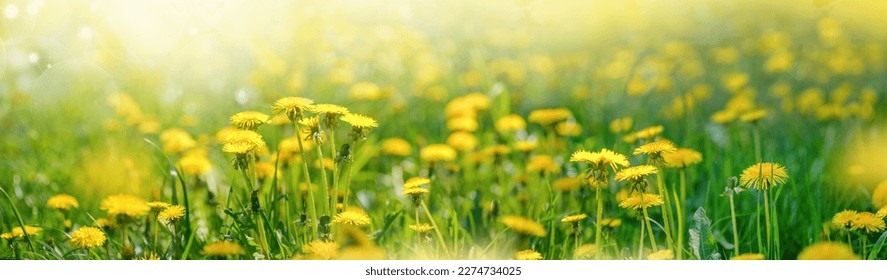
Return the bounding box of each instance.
[2,0,887,260]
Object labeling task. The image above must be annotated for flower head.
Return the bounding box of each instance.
[561,214,587,223]
[740,109,768,123]
[495,114,526,133]
[447,131,478,151]
[609,117,633,133]
[447,117,479,132]
[663,148,703,168]
[382,138,412,156]
[528,108,572,126]
[177,152,212,176]
[420,144,457,163]
[515,249,543,260]
[157,205,186,224]
[850,212,886,233]
[333,209,372,226]
[618,193,664,210]
[404,177,432,189]
[571,149,629,170]
[100,194,149,220]
[633,139,677,157]
[147,201,171,212]
[221,129,266,156]
[70,226,106,249]
[160,128,196,155]
[341,113,378,129]
[615,165,659,182]
[797,242,859,260]
[201,241,246,257]
[872,180,887,209]
[500,215,547,237]
[229,111,269,131]
[526,155,561,174]
[647,249,674,260]
[573,244,598,259]
[1,226,42,240]
[739,162,789,190]
[303,240,340,260]
[409,223,434,234]
[46,194,79,211]
[832,210,858,229]
[273,97,315,121]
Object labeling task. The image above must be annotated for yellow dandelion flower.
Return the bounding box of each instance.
[46,194,79,211]
[615,165,659,182]
[160,128,196,155]
[740,109,768,123]
[333,209,372,226]
[528,108,572,126]
[609,117,633,134]
[138,252,162,260]
[556,121,582,137]
[570,148,629,170]
[663,148,703,168]
[731,253,765,260]
[515,141,538,152]
[94,218,117,229]
[312,103,349,116]
[402,186,430,198]
[495,114,527,133]
[633,139,677,156]
[447,117,479,132]
[561,214,588,223]
[69,226,106,249]
[526,155,561,174]
[515,249,543,260]
[273,97,315,121]
[147,201,171,212]
[157,205,186,224]
[500,215,547,237]
[634,125,664,139]
[600,218,622,228]
[349,82,382,101]
[255,161,280,181]
[177,153,212,176]
[797,242,859,260]
[1,226,41,240]
[341,113,378,128]
[409,223,434,234]
[574,244,597,259]
[269,114,292,126]
[872,180,887,209]
[850,212,886,233]
[877,205,887,219]
[201,241,246,257]
[483,145,512,157]
[711,110,738,124]
[553,177,582,192]
[831,210,858,229]
[221,129,266,155]
[446,131,478,152]
[100,194,149,219]
[303,240,340,260]
[739,162,789,190]
[229,111,269,131]
[618,193,664,210]
[648,249,675,260]
[381,138,412,156]
[420,144,457,162]
[404,177,432,189]
[462,92,491,111]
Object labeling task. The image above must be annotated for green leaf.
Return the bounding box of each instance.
[689,207,721,260]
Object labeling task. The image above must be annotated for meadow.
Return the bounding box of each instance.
[2,0,887,260]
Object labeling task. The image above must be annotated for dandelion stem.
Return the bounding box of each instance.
[594,178,604,260]
[314,144,332,217]
[294,122,319,239]
[655,173,675,251]
[330,130,340,213]
[420,200,450,258]
[763,189,772,259]
[729,193,740,256]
